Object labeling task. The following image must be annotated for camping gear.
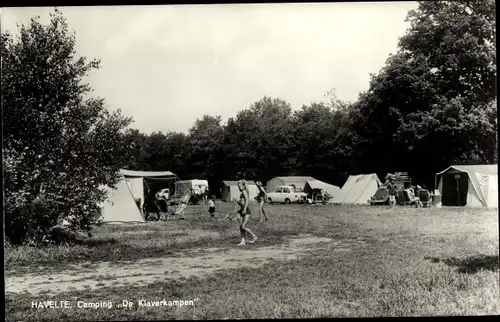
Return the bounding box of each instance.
[403,189,422,207]
[433,190,442,208]
[336,173,381,204]
[167,190,190,220]
[419,190,432,208]
[397,190,409,205]
[435,164,498,208]
[396,188,421,207]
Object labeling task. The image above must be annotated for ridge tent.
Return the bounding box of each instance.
[304,180,341,202]
[336,173,381,204]
[435,164,498,208]
[265,176,316,193]
[100,169,177,224]
[221,181,259,202]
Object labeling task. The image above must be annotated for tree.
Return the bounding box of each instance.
[291,103,338,181]
[122,128,150,170]
[2,10,133,244]
[222,97,295,182]
[184,115,224,182]
[345,0,496,187]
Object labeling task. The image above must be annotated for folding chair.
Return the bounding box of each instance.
[404,190,422,208]
[419,190,432,208]
[397,190,409,205]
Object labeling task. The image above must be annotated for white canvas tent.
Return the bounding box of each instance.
[303,180,341,202]
[221,181,259,202]
[100,169,177,224]
[336,173,381,204]
[435,164,498,208]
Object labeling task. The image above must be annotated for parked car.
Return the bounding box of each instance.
[266,185,307,204]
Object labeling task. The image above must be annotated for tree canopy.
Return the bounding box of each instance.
[2,10,133,244]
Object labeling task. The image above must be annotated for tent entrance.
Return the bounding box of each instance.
[441,172,469,206]
[143,177,177,213]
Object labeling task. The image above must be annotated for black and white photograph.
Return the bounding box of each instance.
[2,1,498,320]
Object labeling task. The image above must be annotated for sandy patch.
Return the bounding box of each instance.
[5,235,360,295]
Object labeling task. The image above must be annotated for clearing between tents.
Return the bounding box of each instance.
[5,203,499,320]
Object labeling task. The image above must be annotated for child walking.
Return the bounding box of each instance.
[236,179,258,245]
[208,195,216,220]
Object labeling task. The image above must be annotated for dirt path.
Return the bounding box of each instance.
[6,235,361,295]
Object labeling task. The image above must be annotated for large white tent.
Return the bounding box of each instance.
[435,164,498,208]
[100,169,177,224]
[335,173,381,204]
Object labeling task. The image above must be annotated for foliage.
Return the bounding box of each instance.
[2,10,133,245]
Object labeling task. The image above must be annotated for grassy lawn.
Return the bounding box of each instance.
[5,203,499,320]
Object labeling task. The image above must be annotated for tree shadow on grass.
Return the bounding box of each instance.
[51,226,118,247]
[424,255,499,274]
[73,238,119,248]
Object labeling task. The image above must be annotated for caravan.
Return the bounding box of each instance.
[173,179,209,204]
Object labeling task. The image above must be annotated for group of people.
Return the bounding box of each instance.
[207,179,268,246]
[150,179,268,245]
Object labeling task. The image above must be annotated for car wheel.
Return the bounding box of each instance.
[285,198,291,204]
[268,198,273,204]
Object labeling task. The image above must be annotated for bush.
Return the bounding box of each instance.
[2,10,133,245]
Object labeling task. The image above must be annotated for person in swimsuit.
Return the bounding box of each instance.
[237,179,257,245]
[208,195,216,220]
[255,181,269,222]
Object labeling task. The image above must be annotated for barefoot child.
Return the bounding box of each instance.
[255,181,269,222]
[208,195,216,220]
[236,179,258,245]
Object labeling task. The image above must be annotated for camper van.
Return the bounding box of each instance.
[171,179,209,205]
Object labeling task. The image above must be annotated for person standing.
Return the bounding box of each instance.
[208,195,216,220]
[387,176,397,208]
[255,181,269,222]
[236,179,257,245]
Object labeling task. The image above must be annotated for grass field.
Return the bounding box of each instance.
[5,202,500,320]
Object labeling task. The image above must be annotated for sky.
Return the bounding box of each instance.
[2,2,419,134]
